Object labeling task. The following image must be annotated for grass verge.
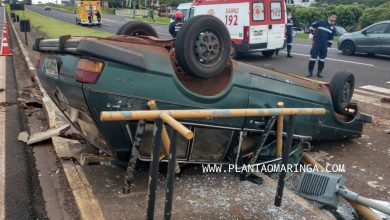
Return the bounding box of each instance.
[133,16,170,25]
[295,33,340,42]
[6,5,112,38]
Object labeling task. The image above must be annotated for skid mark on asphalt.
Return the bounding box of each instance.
[280,51,374,66]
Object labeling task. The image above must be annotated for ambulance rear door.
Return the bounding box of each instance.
[249,1,268,49]
[267,0,285,49]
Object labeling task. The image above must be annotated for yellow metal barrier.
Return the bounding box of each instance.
[100,105,327,157]
[101,107,326,121]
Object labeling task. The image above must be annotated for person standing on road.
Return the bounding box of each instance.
[286,11,293,58]
[307,13,337,78]
[148,7,155,22]
[95,10,101,23]
[87,9,93,26]
[169,11,183,38]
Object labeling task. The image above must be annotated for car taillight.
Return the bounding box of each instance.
[243,26,250,40]
[35,53,41,69]
[75,59,104,84]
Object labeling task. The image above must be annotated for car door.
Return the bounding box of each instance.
[266,0,285,49]
[250,1,268,48]
[381,24,390,55]
[356,23,388,54]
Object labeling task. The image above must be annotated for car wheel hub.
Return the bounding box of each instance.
[194,31,221,65]
[341,82,351,105]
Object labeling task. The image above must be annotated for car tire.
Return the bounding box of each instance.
[329,71,355,113]
[116,21,158,37]
[262,50,275,58]
[341,41,355,56]
[231,44,241,60]
[175,15,231,78]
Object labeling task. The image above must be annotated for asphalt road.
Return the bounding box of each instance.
[27,5,390,94]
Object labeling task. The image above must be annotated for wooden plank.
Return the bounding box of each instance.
[27,124,70,145]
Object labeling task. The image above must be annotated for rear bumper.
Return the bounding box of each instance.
[235,39,285,53]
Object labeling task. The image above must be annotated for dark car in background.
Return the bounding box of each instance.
[334,26,348,36]
[338,20,390,56]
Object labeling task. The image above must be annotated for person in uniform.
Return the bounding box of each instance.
[286,11,293,58]
[169,11,184,38]
[307,13,337,78]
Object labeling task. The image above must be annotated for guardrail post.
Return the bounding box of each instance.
[123,121,145,194]
[276,102,284,158]
[146,119,163,220]
[274,115,295,207]
[164,130,177,220]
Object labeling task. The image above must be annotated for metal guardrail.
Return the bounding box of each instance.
[100,102,327,220]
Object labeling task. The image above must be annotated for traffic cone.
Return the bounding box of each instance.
[2,30,9,38]
[1,38,12,56]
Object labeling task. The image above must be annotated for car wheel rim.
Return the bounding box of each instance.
[341,81,351,107]
[344,44,352,54]
[194,31,222,66]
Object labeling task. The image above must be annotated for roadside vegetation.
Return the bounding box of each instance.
[133,16,170,25]
[288,2,390,32]
[6,5,111,38]
[295,33,340,42]
[42,4,115,15]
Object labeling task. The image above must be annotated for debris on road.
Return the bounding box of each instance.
[18,131,30,143]
[380,97,390,104]
[0,101,17,107]
[80,153,114,165]
[26,124,70,145]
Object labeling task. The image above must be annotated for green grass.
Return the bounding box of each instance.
[7,5,112,38]
[295,32,340,42]
[133,16,170,25]
[47,4,115,15]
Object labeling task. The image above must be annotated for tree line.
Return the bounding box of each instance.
[288,2,390,31]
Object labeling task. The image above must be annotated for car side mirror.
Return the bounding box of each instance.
[362,30,367,35]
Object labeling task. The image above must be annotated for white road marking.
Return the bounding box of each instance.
[0,57,6,220]
[293,43,335,50]
[387,81,390,84]
[280,51,374,66]
[360,85,390,95]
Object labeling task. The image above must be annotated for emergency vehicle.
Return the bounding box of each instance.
[187,0,287,57]
[75,1,102,26]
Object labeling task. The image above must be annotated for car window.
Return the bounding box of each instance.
[385,24,390,34]
[252,2,265,21]
[270,2,282,20]
[366,24,388,34]
[336,26,347,34]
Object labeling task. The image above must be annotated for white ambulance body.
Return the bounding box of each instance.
[188,0,287,57]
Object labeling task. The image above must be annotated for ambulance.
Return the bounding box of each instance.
[75,1,102,26]
[187,0,287,57]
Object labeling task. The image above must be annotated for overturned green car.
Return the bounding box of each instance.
[34,16,371,163]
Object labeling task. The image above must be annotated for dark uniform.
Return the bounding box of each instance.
[87,10,93,25]
[169,19,183,38]
[286,17,293,57]
[307,20,336,77]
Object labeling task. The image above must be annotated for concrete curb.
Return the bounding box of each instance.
[7,10,337,220]
[7,12,105,220]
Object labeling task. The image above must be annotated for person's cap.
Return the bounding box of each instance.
[175,11,183,19]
